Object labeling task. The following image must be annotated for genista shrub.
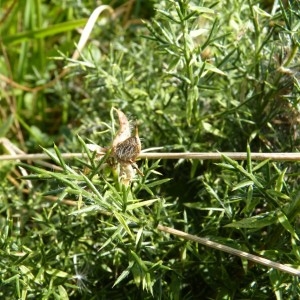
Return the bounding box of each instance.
[0,0,299,299]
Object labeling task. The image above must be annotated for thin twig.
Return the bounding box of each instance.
[139,152,300,161]
[0,153,84,161]
[157,224,300,277]
[0,152,300,161]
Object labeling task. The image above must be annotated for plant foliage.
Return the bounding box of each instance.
[0,0,299,299]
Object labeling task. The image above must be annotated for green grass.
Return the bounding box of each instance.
[0,0,300,299]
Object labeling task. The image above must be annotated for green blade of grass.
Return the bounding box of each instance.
[3,19,87,45]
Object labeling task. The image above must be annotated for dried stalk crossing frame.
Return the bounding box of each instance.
[1,152,300,161]
[157,225,300,277]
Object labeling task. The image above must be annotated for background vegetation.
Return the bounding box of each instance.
[0,0,299,299]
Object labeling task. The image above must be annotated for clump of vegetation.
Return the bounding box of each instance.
[0,0,299,299]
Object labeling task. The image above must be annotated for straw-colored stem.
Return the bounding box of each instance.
[0,152,300,162]
[157,224,300,277]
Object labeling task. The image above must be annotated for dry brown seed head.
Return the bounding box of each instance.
[114,126,141,163]
[114,136,141,163]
